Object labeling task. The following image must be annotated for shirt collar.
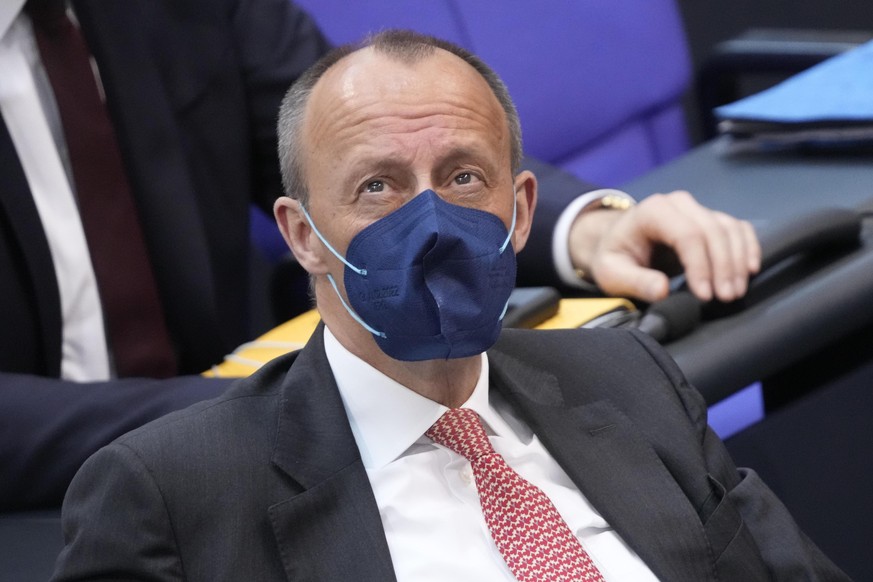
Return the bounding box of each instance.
[0,0,26,39]
[323,326,508,469]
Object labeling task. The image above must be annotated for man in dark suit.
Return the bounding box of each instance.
[0,0,330,510]
[52,30,843,580]
[1,0,760,511]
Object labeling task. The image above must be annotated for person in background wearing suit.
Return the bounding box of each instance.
[52,31,842,581]
[0,0,757,511]
[0,0,330,510]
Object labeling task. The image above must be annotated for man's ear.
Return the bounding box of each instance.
[273,196,329,275]
[511,170,537,253]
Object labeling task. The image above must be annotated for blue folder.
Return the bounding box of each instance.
[716,39,873,125]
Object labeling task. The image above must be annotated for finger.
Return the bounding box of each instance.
[645,195,716,302]
[715,212,751,299]
[742,220,762,274]
[666,195,746,302]
[593,254,671,302]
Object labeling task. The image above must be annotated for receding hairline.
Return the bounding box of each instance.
[277,29,523,204]
[305,44,509,132]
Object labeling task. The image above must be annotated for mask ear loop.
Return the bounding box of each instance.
[498,189,518,254]
[325,273,387,338]
[498,189,518,321]
[299,204,387,339]
[299,204,368,276]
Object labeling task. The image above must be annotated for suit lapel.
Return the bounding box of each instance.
[0,122,62,376]
[268,327,397,581]
[488,347,717,581]
[73,0,226,369]
[259,325,720,580]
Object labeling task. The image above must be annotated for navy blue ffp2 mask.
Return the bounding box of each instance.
[301,189,517,361]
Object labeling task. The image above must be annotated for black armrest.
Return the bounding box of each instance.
[696,28,873,139]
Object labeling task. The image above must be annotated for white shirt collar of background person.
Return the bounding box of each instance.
[0,0,25,36]
[322,326,659,581]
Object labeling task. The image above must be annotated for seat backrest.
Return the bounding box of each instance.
[293,0,692,186]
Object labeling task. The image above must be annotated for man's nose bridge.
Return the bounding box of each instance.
[412,174,437,201]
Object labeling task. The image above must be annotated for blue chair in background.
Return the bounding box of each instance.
[292,0,692,186]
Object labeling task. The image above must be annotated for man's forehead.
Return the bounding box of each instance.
[300,45,510,171]
[308,46,498,119]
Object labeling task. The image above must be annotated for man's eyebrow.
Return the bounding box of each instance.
[347,157,409,179]
[342,144,499,187]
[436,147,498,174]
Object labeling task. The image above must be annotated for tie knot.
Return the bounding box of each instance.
[426,408,494,462]
[25,0,67,27]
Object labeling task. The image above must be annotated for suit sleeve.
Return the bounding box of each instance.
[230,0,331,211]
[0,373,232,511]
[514,156,602,290]
[51,442,184,581]
[629,331,850,581]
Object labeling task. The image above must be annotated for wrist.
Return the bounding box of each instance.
[552,189,635,288]
[569,193,636,283]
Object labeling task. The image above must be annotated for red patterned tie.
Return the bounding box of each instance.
[426,408,605,582]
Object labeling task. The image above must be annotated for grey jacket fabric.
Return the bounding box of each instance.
[52,327,847,581]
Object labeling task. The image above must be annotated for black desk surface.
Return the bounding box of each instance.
[622,139,873,223]
[622,138,873,404]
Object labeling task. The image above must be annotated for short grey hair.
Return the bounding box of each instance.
[277,29,523,206]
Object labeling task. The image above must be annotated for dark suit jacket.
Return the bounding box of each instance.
[52,327,846,581]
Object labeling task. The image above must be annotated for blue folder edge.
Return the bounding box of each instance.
[715,39,873,124]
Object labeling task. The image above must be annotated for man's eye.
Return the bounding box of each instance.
[454,172,473,185]
[365,180,384,193]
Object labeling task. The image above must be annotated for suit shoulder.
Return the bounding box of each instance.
[114,352,296,457]
[495,327,652,360]
[492,327,693,406]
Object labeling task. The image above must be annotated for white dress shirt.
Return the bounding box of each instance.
[0,2,110,380]
[323,327,659,581]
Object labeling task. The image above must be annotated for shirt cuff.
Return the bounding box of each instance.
[551,189,636,289]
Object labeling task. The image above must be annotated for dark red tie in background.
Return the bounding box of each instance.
[27,0,177,378]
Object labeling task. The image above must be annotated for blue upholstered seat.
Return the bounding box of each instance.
[293,0,692,186]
